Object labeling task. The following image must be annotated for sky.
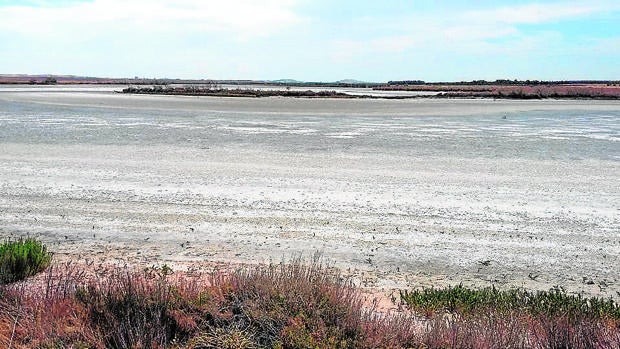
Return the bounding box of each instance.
[1,0,619,82]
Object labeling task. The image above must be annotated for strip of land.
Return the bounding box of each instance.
[121,86,366,98]
[3,74,620,99]
[121,84,620,100]
[376,82,620,99]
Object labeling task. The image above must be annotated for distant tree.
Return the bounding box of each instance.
[388,80,425,85]
[43,77,57,85]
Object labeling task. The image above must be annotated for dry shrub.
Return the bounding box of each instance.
[410,309,620,349]
[188,325,259,349]
[0,262,99,348]
[220,255,366,348]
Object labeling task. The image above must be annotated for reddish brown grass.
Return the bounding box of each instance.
[0,258,618,348]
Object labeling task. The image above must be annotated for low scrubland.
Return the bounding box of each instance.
[377,83,620,99]
[0,240,618,348]
[123,83,620,100]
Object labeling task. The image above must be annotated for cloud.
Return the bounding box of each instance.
[441,24,518,41]
[327,0,620,66]
[578,36,620,54]
[1,0,618,80]
[0,0,304,38]
[461,1,620,24]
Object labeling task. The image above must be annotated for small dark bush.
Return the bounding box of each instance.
[0,238,52,284]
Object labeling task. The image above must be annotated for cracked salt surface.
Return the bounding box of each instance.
[0,86,619,298]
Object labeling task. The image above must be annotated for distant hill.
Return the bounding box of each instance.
[0,74,130,84]
[336,79,368,84]
[0,74,381,87]
[270,79,304,84]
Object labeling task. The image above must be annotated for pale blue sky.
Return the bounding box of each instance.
[1,0,619,82]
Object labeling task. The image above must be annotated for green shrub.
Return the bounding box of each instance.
[400,284,620,319]
[0,237,52,284]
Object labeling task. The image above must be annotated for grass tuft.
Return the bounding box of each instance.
[0,238,52,284]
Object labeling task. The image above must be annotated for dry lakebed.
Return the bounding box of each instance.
[0,85,618,299]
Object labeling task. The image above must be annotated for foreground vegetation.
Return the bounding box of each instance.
[1,253,618,348]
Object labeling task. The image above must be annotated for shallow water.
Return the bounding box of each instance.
[1,86,619,297]
[1,89,618,160]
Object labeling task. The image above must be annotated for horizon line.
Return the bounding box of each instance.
[2,73,620,85]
